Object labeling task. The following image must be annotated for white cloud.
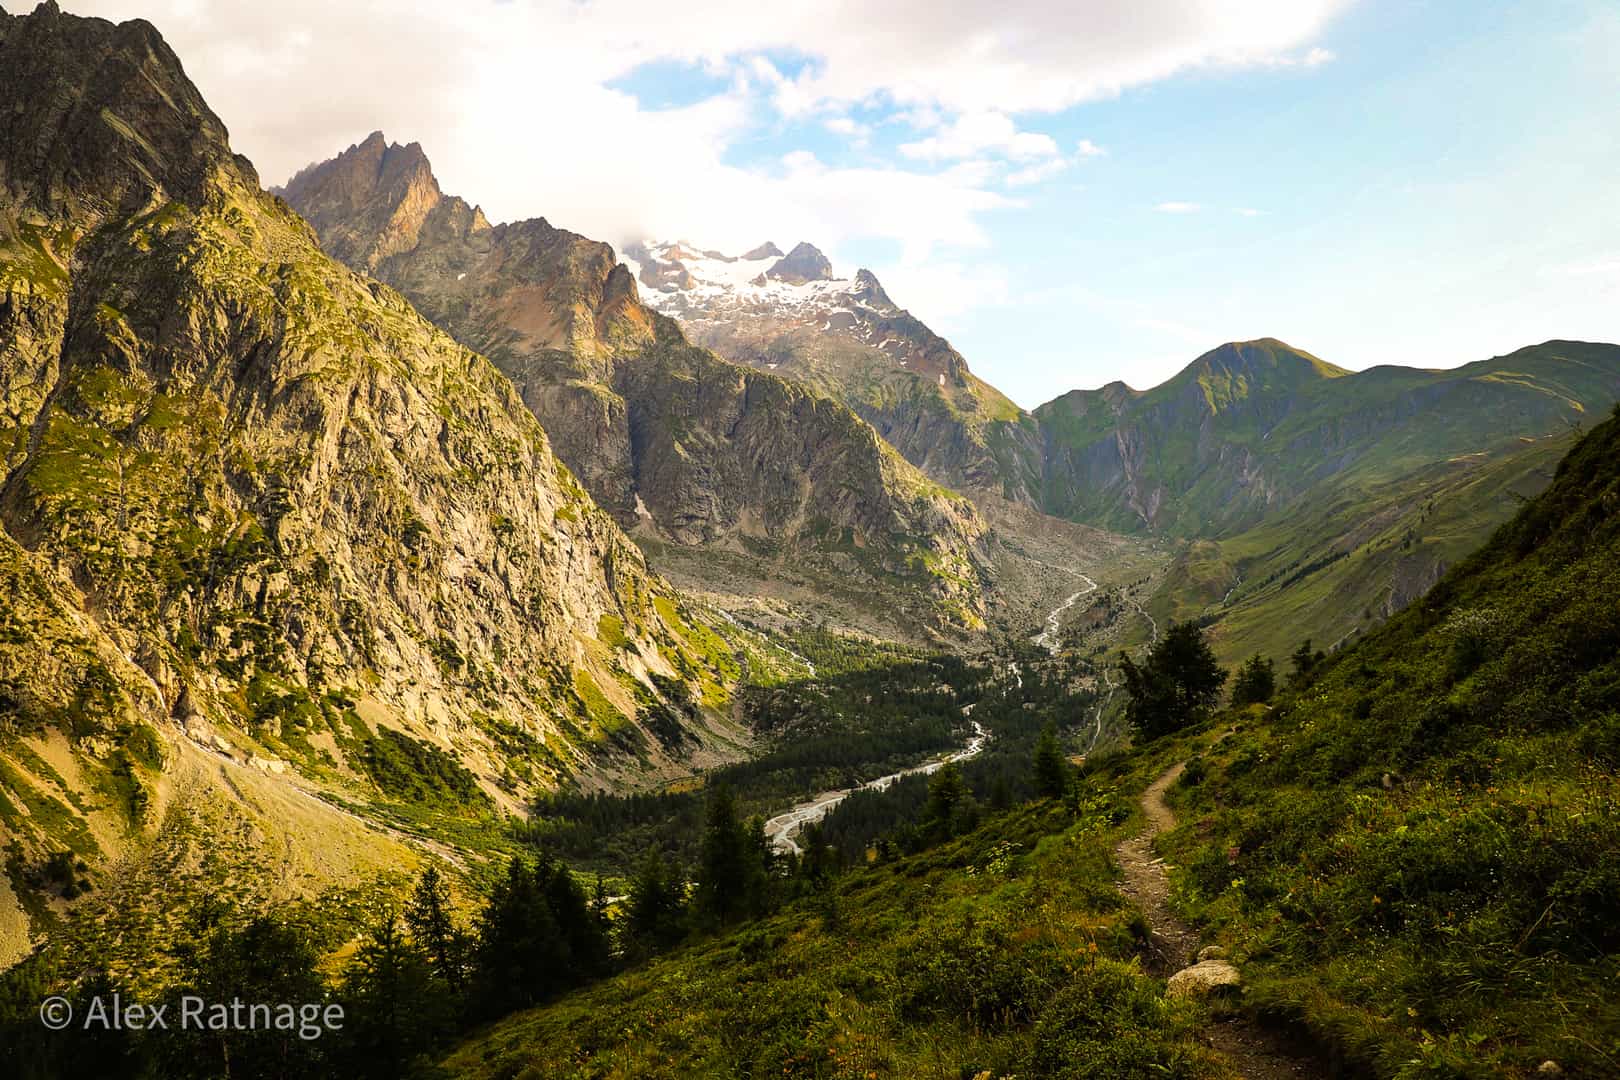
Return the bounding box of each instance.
[1542,254,1620,278]
[1075,138,1108,157]
[66,0,1349,325]
[1156,201,1202,213]
[871,259,1013,334]
[1005,159,1072,186]
[900,111,1060,162]
[1254,44,1338,68]
[823,114,872,148]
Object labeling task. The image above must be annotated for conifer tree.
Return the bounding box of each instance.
[694,784,751,927]
[626,849,686,954]
[1032,722,1070,799]
[337,912,453,1079]
[404,864,465,992]
[1119,620,1227,739]
[1231,653,1276,706]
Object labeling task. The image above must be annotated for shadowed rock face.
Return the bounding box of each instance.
[282,139,996,632]
[0,0,740,873]
[621,239,1047,505]
[764,241,833,285]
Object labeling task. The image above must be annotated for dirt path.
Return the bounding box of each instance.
[1117,762,1322,1080]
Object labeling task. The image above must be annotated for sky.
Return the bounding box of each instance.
[71,0,1620,408]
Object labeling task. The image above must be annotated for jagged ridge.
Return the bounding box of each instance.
[281,138,995,634]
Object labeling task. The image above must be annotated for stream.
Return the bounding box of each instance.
[1031,573,1099,653]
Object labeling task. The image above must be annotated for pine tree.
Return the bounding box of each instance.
[472,856,569,1016]
[540,854,609,978]
[154,914,331,1079]
[921,762,971,842]
[694,784,750,928]
[1032,721,1070,799]
[1288,638,1326,688]
[1119,620,1227,739]
[626,849,686,954]
[404,864,465,992]
[1231,653,1276,706]
[337,912,453,1079]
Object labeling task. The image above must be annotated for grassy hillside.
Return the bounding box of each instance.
[443,797,1231,1080]
[1160,402,1620,1075]
[442,405,1620,1079]
[1149,429,1576,665]
[1036,339,1619,539]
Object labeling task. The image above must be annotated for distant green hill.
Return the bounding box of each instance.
[1036,338,1620,537]
[1039,339,1620,665]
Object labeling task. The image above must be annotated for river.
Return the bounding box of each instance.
[762,721,989,855]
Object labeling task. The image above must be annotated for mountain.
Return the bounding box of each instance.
[623,239,1044,503]
[445,401,1620,1079]
[631,241,1620,662]
[278,141,998,638]
[1034,338,1620,662]
[1035,337,1620,537]
[0,3,746,961]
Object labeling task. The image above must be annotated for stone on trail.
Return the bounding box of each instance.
[1166,959,1241,998]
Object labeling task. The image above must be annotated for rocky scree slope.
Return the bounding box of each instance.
[278,137,994,634]
[0,3,742,944]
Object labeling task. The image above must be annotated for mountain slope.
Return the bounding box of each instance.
[1161,400,1620,1074]
[1035,337,1620,537]
[624,239,1046,503]
[0,4,744,959]
[1033,338,1620,665]
[278,139,996,636]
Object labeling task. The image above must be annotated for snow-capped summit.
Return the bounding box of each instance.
[618,238,967,376]
[618,237,1039,503]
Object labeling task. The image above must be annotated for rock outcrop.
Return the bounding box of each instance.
[621,239,1045,504]
[1165,958,1242,998]
[764,241,833,285]
[0,2,742,917]
[282,142,995,633]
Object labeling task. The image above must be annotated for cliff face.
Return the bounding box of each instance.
[281,142,994,633]
[0,2,742,934]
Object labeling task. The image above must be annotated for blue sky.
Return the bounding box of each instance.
[84,0,1620,407]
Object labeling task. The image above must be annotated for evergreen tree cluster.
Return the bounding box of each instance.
[1118,620,1227,739]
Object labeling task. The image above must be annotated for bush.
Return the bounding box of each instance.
[1024,959,1206,1079]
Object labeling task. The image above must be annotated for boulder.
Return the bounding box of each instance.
[1166,959,1241,998]
[1196,945,1228,962]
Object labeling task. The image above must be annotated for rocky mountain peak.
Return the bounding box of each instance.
[275,131,443,268]
[742,241,783,260]
[766,241,833,284]
[850,268,895,310]
[0,1,251,220]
